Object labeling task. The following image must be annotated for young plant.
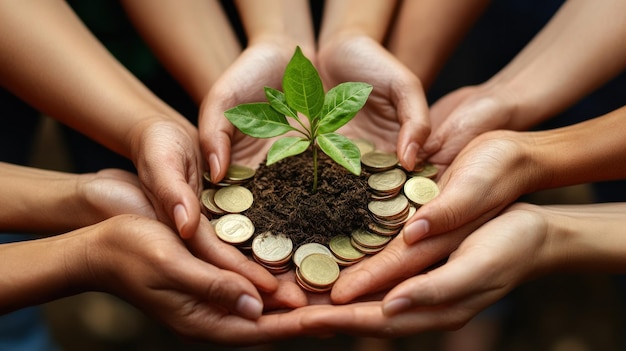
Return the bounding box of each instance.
[224,46,372,193]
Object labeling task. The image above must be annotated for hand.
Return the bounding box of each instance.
[303,203,547,337]
[77,168,156,222]
[79,214,322,344]
[421,84,518,167]
[402,129,540,244]
[130,118,204,239]
[317,34,431,170]
[199,42,304,183]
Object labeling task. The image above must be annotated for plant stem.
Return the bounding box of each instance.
[312,145,318,193]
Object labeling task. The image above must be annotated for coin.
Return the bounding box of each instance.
[368,168,407,193]
[329,235,365,261]
[299,253,340,287]
[252,231,293,264]
[214,185,254,213]
[225,164,256,183]
[214,214,255,244]
[368,194,409,219]
[403,176,440,205]
[350,237,385,254]
[200,189,226,215]
[351,228,392,248]
[293,243,333,268]
[351,139,375,156]
[409,162,438,179]
[361,151,398,171]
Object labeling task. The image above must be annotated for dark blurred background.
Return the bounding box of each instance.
[3,0,625,350]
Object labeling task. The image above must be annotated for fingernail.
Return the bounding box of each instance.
[403,219,429,244]
[402,143,419,170]
[383,297,411,316]
[208,153,220,183]
[236,294,263,320]
[174,204,189,236]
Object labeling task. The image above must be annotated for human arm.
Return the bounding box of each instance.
[120,0,241,104]
[0,214,317,344]
[386,0,491,90]
[424,0,626,165]
[0,0,202,238]
[317,0,431,171]
[329,105,626,303]
[304,202,626,337]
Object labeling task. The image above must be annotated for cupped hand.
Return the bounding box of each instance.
[303,203,548,337]
[316,34,430,170]
[402,129,541,244]
[421,84,518,167]
[199,42,307,183]
[129,117,203,239]
[83,214,321,344]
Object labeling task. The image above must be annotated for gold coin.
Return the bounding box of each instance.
[252,231,293,264]
[361,151,398,171]
[351,228,392,248]
[299,253,340,287]
[351,139,375,156]
[214,185,254,213]
[409,162,438,179]
[200,189,227,215]
[368,221,401,236]
[403,176,440,205]
[293,243,333,268]
[350,237,385,255]
[329,235,365,261]
[225,164,256,182]
[214,214,255,244]
[368,168,407,193]
[368,194,409,219]
[295,268,333,293]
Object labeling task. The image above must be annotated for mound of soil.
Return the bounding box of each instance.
[244,148,371,247]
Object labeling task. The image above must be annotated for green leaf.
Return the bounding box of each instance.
[267,137,310,165]
[224,103,294,138]
[283,47,324,122]
[264,87,298,119]
[317,133,361,175]
[318,82,373,134]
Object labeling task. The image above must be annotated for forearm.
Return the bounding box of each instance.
[488,0,626,129]
[235,0,315,54]
[0,227,91,314]
[527,105,626,190]
[534,203,626,274]
[0,163,86,233]
[319,0,398,46]
[386,0,490,89]
[122,0,241,104]
[0,0,188,158]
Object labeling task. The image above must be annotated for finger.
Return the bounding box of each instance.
[187,216,279,293]
[331,230,464,304]
[261,271,308,311]
[199,94,235,184]
[393,75,431,171]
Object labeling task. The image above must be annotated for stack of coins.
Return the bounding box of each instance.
[293,242,334,268]
[367,194,413,236]
[367,168,407,200]
[295,253,340,293]
[251,231,294,274]
[201,164,255,218]
[329,235,366,266]
[350,228,392,255]
[408,162,439,179]
[360,151,398,172]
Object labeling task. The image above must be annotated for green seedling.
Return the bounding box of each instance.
[224,46,373,193]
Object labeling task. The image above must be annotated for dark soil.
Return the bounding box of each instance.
[244,148,371,247]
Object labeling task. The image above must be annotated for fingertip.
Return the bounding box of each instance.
[400,142,419,171]
[208,153,222,184]
[402,219,430,244]
[382,297,411,316]
[174,204,192,239]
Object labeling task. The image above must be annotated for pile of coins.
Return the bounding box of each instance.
[201,140,440,293]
